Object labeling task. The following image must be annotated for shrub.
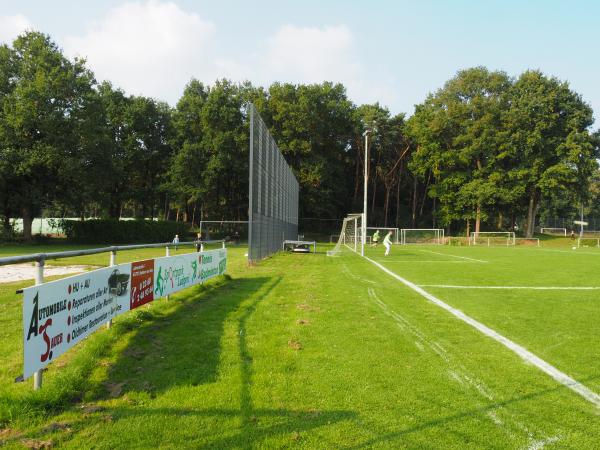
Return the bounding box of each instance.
[63,219,192,244]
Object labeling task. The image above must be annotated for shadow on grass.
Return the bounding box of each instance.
[101,275,273,396]
[0,274,266,425]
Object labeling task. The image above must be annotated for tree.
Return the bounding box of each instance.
[407,67,512,234]
[505,71,597,237]
[0,32,96,239]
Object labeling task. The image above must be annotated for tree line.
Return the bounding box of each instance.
[1,32,598,240]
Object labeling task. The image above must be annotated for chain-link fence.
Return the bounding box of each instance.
[248,104,299,262]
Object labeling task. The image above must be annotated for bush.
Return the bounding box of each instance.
[63,219,192,244]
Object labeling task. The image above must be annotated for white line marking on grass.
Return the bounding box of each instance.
[364,255,600,408]
[371,260,472,263]
[418,285,600,290]
[527,435,561,450]
[420,250,488,263]
[537,249,600,256]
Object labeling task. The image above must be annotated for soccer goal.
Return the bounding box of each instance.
[367,227,399,244]
[577,237,600,248]
[401,229,444,245]
[540,227,567,236]
[514,237,540,247]
[470,232,516,246]
[328,214,364,256]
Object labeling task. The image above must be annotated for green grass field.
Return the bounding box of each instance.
[0,241,599,448]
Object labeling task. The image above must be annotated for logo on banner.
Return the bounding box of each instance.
[26,292,67,363]
[130,260,154,309]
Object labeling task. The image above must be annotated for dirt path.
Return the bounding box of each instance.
[0,264,94,283]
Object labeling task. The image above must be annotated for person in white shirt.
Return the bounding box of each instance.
[383,231,393,256]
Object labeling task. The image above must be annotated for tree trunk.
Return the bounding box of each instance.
[475,204,481,234]
[525,191,539,238]
[395,176,401,227]
[383,186,391,227]
[497,211,503,230]
[466,219,470,238]
[411,176,418,227]
[22,206,33,241]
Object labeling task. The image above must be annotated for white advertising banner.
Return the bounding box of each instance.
[153,249,227,298]
[22,263,132,379]
[22,249,227,380]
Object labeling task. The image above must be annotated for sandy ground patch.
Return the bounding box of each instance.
[0,264,94,283]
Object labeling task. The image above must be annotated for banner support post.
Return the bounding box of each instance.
[106,250,117,329]
[33,259,44,390]
[165,246,170,300]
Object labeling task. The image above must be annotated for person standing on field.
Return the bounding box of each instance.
[172,234,179,251]
[383,231,393,256]
[372,229,380,247]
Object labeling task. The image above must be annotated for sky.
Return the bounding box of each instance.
[0,0,598,124]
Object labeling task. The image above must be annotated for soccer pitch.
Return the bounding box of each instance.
[0,243,599,448]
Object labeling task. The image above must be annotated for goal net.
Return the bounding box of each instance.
[401,229,444,245]
[327,214,363,256]
[577,238,600,248]
[470,232,516,246]
[367,227,399,244]
[540,227,567,236]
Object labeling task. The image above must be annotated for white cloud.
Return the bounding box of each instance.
[61,2,395,109]
[64,1,216,102]
[0,14,34,44]
[262,24,395,107]
[265,25,358,84]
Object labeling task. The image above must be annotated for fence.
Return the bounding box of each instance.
[248,104,299,262]
[1,239,225,390]
[538,217,600,231]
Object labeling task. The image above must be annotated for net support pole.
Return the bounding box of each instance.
[248,106,254,264]
[33,260,44,390]
[362,130,370,257]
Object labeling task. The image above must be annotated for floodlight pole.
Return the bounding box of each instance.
[362,129,371,256]
[580,202,584,238]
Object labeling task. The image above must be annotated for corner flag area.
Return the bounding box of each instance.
[1,242,599,448]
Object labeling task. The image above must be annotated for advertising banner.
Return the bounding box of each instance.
[153,249,227,298]
[22,263,132,379]
[22,248,227,380]
[130,259,155,309]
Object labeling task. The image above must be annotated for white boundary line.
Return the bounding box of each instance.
[419,250,488,263]
[363,255,600,408]
[373,260,471,264]
[418,284,600,290]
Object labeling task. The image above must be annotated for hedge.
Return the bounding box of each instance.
[63,219,192,244]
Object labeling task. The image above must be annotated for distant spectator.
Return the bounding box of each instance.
[172,234,179,251]
[233,231,240,245]
[570,230,575,240]
[196,232,202,252]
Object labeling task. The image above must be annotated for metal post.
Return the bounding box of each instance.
[248,105,255,263]
[33,260,44,390]
[201,243,204,252]
[107,250,116,329]
[580,202,584,238]
[354,218,357,253]
[165,246,170,300]
[222,241,225,249]
[362,130,371,257]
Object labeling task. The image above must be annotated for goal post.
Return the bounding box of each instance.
[328,214,364,256]
[470,231,516,246]
[540,227,567,236]
[401,229,444,245]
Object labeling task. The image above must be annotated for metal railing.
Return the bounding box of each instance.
[2,239,225,390]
